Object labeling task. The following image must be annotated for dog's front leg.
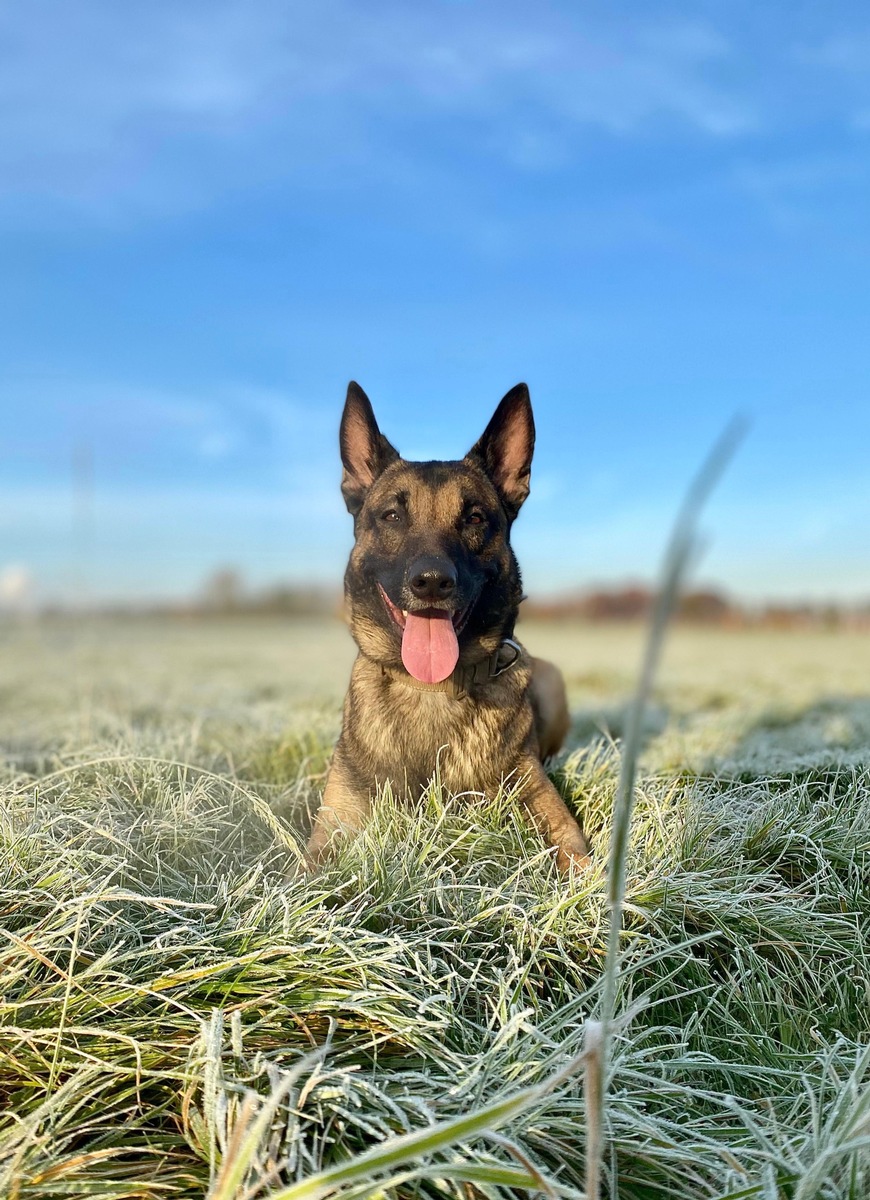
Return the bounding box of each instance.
[305,751,371,869]
[518,758,591,874]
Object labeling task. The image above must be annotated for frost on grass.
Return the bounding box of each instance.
[1,616,869,1199]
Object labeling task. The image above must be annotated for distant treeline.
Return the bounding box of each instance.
[60,572,870,631]
[521,586,870,630]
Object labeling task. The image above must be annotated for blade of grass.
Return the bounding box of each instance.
[251,1050,588,1200]
[590,417,745,1198]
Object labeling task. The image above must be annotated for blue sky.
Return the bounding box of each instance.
[2,0,869,605]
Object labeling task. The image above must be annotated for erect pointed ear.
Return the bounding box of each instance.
[339,381,400,515]
[466,383,535,520]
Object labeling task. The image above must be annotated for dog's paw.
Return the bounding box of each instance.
[555,836,592,876]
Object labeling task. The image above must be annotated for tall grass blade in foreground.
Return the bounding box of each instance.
[587,418,746,1199]
[197,1009,588,1200]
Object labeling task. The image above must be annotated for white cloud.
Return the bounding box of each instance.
[791,31,870,131]
[0,377,323,469]
[0,1,755,223]
[730,151,870,230]
[796,33,870,72]
[0,564,35,609]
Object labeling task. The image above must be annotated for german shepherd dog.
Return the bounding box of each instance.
[305,382,590,874]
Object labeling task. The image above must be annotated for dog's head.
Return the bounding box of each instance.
[339,381,534,683]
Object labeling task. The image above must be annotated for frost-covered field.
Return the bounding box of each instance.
[1,616,869,1198]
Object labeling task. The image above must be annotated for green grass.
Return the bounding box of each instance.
[1,615,869,1198]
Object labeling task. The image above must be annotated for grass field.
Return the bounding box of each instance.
[1,615,869,1198]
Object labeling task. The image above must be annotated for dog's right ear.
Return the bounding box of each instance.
[340,382,400,515]
[466,383,535,522]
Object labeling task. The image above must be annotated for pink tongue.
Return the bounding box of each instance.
[401,610,459,683]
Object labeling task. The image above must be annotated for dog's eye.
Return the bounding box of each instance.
[381,509,400,523]
[465,511,485,526]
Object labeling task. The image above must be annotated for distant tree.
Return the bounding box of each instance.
[584,586,652,621]
[678,590,733,623]
[201,567,245,611]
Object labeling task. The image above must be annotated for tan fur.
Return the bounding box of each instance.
[529,657,572,760]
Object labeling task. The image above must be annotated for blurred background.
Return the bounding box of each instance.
[2,0,869,627]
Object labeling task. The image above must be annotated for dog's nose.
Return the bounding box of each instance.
[408,557,457,601]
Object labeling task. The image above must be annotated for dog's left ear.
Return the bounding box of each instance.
[340,382,400,515]
[466,383,535,520]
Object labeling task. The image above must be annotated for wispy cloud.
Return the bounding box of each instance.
[0,1,756,223]
[730,151,870,231]
[791,28,870,130]
[0,471,347,600]
[0,376,332,487]
[796,32,870,72]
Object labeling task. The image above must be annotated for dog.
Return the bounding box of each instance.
[305,381,590,874]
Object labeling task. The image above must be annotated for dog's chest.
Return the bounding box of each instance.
[347,671,532,797]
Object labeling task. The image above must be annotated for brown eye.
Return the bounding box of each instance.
[382,509,400,523]
[466,511,485,526]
